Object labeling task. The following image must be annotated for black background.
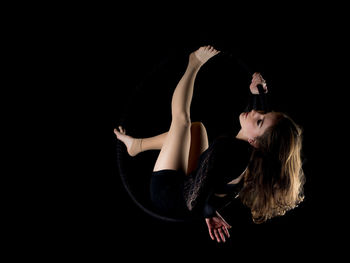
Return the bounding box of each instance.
[10,4,347,260]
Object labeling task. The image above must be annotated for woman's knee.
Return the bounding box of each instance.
[191,122,209,145]
[191,122,207,134]
[172,114,192,127]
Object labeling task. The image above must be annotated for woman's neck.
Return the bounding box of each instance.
[228,168,246,184]
[236,129,248,142]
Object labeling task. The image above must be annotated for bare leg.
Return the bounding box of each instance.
[114,121,209,165]
[114,126,167,156]
[153,46,219,174]
[187,122,209,174]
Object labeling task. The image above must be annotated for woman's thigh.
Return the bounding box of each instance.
[153,116,192,173]
[187,122,209,175]
[153,120,209,175]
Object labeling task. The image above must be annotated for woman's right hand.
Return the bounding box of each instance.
[205,211,232,243]
[249,72,268,94]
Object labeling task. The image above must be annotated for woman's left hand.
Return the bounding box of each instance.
[205,211,232,243]
[250,72,268,94]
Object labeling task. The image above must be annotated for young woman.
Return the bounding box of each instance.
[114,46,305,243]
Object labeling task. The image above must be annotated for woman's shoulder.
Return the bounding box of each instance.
[212,134,234,144]
[211,134,249,150]
[205,135,251,171]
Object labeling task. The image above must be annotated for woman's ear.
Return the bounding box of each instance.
[248,138,258,148]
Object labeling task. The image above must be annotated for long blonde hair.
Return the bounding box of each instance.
[239,112,305,224]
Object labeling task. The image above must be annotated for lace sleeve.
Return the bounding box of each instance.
[183,139,223,211]
[183,150,211,211]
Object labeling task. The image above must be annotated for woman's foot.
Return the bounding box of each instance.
[114,126,142,157]
[189,45,220,68]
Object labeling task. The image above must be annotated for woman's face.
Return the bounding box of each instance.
[239,110,279,142]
